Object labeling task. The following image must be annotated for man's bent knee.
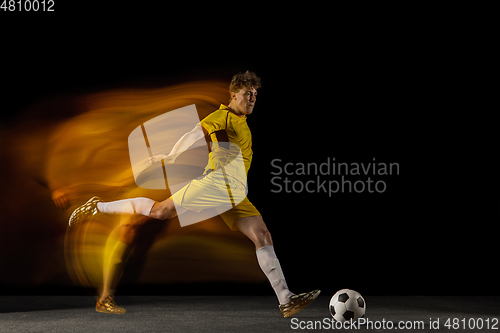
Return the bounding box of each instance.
[234,216,274,249]
[256,228,273,248]
[149,200,177,220]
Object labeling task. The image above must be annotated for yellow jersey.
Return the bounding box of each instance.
[200,104,253,177]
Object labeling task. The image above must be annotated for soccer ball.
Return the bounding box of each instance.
[329,289,366,322]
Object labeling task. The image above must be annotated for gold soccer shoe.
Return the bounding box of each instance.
[95,296,126,314]
[279,290,321,318]
[68,196,102,227]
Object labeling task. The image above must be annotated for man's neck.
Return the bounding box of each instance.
[227,102,245,117]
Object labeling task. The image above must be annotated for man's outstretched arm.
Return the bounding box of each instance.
[149,123,209,164]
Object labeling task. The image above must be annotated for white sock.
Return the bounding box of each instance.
[97,197,155,216]
[256,245,294,305]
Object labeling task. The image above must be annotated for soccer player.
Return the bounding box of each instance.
[69,71,320,317]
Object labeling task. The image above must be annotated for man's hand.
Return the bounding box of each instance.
[149,154,175,164]
[149,154,167,163]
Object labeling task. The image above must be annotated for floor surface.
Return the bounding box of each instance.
[0,295,498,332]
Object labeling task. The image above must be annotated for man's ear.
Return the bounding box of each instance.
[230,91,237,100]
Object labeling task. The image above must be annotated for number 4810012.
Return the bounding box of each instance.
[1,0,54,11]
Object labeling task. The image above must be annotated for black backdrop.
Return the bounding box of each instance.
[1,2,497,297]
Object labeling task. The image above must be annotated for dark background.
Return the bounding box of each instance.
[0,2,497,297]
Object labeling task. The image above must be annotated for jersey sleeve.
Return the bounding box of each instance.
[200,110,229,135]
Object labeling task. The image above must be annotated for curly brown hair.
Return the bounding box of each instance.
[229,71,261,100]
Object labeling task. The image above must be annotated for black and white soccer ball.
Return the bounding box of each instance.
[329,289,366,322]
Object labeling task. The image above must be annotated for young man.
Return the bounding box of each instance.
[69,71,319,317]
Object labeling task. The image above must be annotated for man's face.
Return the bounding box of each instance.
[231,87,258,116]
